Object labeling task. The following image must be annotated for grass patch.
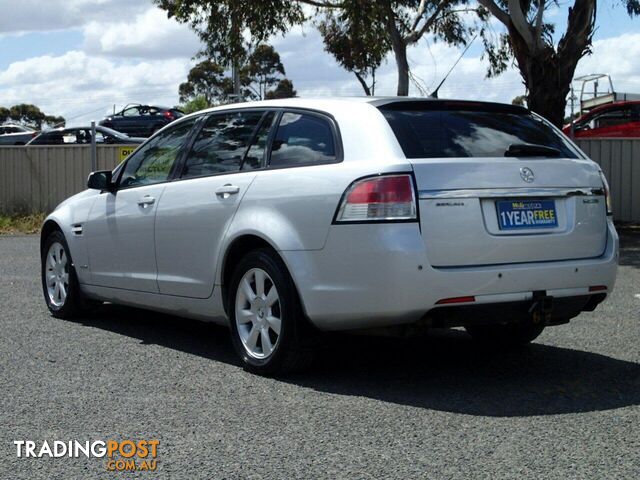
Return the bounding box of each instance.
[0,213,45,235]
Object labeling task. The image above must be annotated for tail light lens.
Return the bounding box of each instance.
[599,171,612,216]
[335,174,417,222]
[163,111,175,121]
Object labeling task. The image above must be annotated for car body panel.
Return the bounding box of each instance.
[42,97,618,332]
[154,172,258,298]
[84,185,167,292]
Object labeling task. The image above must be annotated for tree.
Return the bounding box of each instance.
[317,1,390,95]
[244,44,286,100]
[477,1,640,127]
[265,79,297,99]
[316,1,474,96]
[178,59,228,105]
[155,0,474,97]
[0,104,64,129]
[179,45,295,104]
[155,0,305,96]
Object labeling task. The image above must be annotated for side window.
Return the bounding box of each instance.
[119,119,196,188]
[62,132,78,144]
[243,112,276,170]
[122,107,139,117]
[182,111,263,178]
[269,112,336,167]
[592,107,630,129]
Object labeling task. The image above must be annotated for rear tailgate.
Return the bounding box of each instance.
[378,100,608,268]
[414,158,606,267]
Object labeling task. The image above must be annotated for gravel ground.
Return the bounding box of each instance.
[0,233,638,480]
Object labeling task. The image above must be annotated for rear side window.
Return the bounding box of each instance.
[269,112,336,167]
[380,103,579,159]
[182,111,263,178]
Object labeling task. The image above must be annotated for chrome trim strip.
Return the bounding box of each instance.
[419,187,603,199]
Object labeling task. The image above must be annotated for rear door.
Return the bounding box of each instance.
[154,109,272,298]
[84,118,197,291]
[380,102,607,267]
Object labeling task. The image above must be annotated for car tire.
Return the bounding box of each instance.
[228,248,316,375]
[41,230,98,319]
[465,322,545,347]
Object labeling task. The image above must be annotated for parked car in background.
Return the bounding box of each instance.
[41,98,617,375]
[28,126,144,145]
[564,101,640,138]
[0,124,38,145]
[99,104,184,138]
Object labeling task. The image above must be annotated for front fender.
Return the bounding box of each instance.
[41,189,99,284]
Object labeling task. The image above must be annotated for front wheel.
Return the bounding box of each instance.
[229,249,315,375]
[41,230,97,318]
[465,322,545,347]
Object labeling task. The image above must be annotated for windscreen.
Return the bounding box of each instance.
[379,102,579,159]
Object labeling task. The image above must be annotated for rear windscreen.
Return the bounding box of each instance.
[379,103,579,159]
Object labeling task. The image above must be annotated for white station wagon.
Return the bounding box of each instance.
[41,98,618,374]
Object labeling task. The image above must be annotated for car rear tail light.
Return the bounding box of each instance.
[163,111,175,120]
[335,174,417,222]
[599,171,612,216]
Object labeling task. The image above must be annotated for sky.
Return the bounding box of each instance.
[0,0,638,126]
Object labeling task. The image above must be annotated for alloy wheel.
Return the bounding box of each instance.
[234,268,282,359]
[45,242,69,308]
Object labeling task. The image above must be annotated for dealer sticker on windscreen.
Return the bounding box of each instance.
[496,199,558,230]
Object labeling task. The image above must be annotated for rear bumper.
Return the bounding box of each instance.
[281,219,618,331]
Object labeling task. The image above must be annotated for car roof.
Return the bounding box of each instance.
[580,100,640,117]
[184,96,529,120]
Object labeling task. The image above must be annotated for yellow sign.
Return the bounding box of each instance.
[119,146,137,162]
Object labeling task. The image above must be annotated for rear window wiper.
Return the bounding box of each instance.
[505,143,561,157]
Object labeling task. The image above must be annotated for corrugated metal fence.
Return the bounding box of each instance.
[0,140,638,222]
[0,145,124,214]
[576,139,640,223]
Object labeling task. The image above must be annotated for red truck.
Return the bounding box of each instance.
[564,100,640,138]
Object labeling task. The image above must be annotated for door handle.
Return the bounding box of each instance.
[215,184,240,198]
[137,195,156,207]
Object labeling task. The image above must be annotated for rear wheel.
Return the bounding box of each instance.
[465,322,545,347]
[229,249,315,375]
[41,230,98,318]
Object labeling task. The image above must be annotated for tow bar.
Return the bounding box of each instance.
[529,291,553,324]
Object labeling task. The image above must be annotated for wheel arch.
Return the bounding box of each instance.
[220,234,305,317]
[40,219,62,253]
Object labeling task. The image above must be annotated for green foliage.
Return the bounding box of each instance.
[317,0,390,95]
[511,95,526,106]
[154,0,305,66]
[245,44,286,99]
[265,79,297,99]
[0,213,45,235]
[0,104,65,129]
[181,95,211,114]
[179,44,295,104]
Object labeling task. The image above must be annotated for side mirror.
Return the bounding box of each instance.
[87,170,113,191]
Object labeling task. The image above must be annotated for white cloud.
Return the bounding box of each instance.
[1,1,639,127]
[0,0,148,34]
[575,33,640,93]
[0,51,190,125]
[83,8,201,60]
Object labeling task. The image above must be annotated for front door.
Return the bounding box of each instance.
[84,118,197,292]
